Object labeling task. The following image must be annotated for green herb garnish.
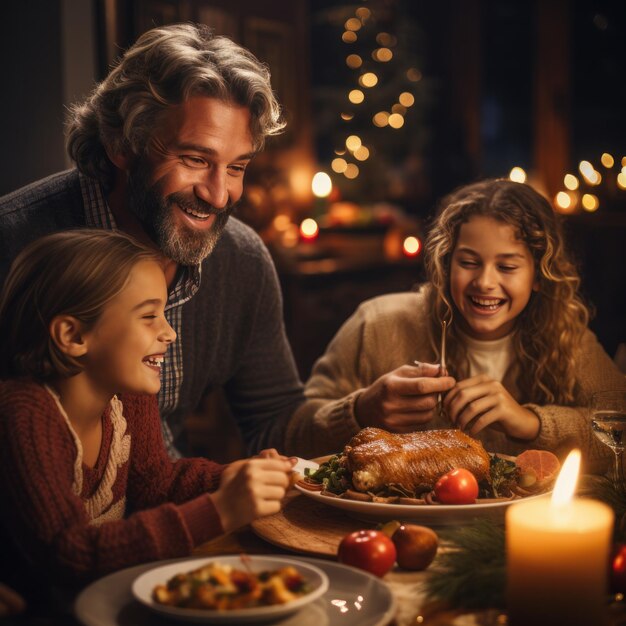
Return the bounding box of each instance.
[305,455,350,494]
[479,455,519,498]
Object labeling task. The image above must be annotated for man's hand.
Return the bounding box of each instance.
[355,362,456,432]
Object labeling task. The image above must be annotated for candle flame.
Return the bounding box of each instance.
[551,449,581,507]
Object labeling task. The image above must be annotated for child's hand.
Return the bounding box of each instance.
[256,448,297,465]
[355,362,456,432]
[444,374,540,440]
[209,457,292,533]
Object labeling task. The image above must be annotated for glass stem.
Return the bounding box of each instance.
[613,450,625,492]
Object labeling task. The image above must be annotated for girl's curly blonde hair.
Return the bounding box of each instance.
[423,179,590,405]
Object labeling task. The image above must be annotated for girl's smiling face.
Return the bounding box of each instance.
[81,260,176,396]
[450,215,538,340]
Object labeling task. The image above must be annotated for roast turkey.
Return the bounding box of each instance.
[344,427,490,493]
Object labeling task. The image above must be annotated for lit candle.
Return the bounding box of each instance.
[402,235,421,258]
[311,171,332,219]
[299,218,319,242]
[506,450,614,626]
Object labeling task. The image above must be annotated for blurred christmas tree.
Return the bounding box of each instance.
[311,0,434,210]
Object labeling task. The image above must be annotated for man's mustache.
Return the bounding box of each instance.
[168,193,231,216]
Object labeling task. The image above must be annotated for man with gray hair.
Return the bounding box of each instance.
[0,23,304,457]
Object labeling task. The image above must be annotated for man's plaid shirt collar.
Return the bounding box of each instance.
[78,172,202,302]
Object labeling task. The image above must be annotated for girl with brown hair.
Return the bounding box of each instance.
[295,179,625,472]
[0,229,292,600]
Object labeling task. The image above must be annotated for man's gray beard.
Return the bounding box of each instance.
[152,194,232,265]
[127,167,232,266]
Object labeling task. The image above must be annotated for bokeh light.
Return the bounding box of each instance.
[601,153,614,168]
[354,146,370,161]
[399,92,415,107]
[554,191,575,213]
[406,68,422,81]
[300,218,319,240]
[509,167,527,183]
[372,47,393,62]
[581,194,599,212]
[388,113,405,129]
[348,89,365,104]
[579,160,601,185]
[273,214,291,232]
[359,72,378,88]
[376,32,395,46]
[345,135,362,151]
[311,172,332,198]
[373,111,390,127]
[331,158,348,173]
[403,236,421,257]
[346,54,363,69]
[564,174,579,190]
[344,164,360,179]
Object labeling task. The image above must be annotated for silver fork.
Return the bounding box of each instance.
[439,319,447,376]
[437,319,448,419]
[414,318,449,420]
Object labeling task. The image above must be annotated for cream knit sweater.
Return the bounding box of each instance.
[287,289,626,474]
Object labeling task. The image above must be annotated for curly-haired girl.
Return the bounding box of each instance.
[292,179,625,472]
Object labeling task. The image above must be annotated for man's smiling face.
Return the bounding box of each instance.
[127,97,255,265]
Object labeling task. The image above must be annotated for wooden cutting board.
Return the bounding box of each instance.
[251,490,377,557]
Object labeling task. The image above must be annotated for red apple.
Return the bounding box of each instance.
[610,543,626,594]
[337,529,397,577]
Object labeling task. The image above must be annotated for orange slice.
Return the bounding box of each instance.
[515,449,560,482]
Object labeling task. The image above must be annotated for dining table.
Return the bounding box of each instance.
[73,487,626,626]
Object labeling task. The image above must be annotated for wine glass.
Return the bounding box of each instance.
[590,390,626,492]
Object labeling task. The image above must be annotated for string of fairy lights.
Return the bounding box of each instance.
[324,4,422,182]
[284,5,624,253]
[507,153,626,214]
[553,153,626,213]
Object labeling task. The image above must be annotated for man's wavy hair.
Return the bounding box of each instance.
[66,23,285,185]
[0,230,159,381]
[423,179,590,405]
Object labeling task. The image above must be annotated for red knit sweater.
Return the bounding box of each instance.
[0,378,226,583]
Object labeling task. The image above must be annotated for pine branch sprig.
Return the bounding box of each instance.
[425,518,506,610]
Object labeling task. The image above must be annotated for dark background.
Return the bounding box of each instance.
[1,0,624,385]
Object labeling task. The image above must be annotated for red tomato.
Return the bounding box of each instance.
[337,529,397,577]
[434,468,479,504]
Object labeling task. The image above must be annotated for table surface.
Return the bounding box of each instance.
[73,488,626,626]
[193,491,501,626]
[193,489,626,626]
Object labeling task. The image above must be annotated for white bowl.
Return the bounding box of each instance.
[131,555,329,623]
